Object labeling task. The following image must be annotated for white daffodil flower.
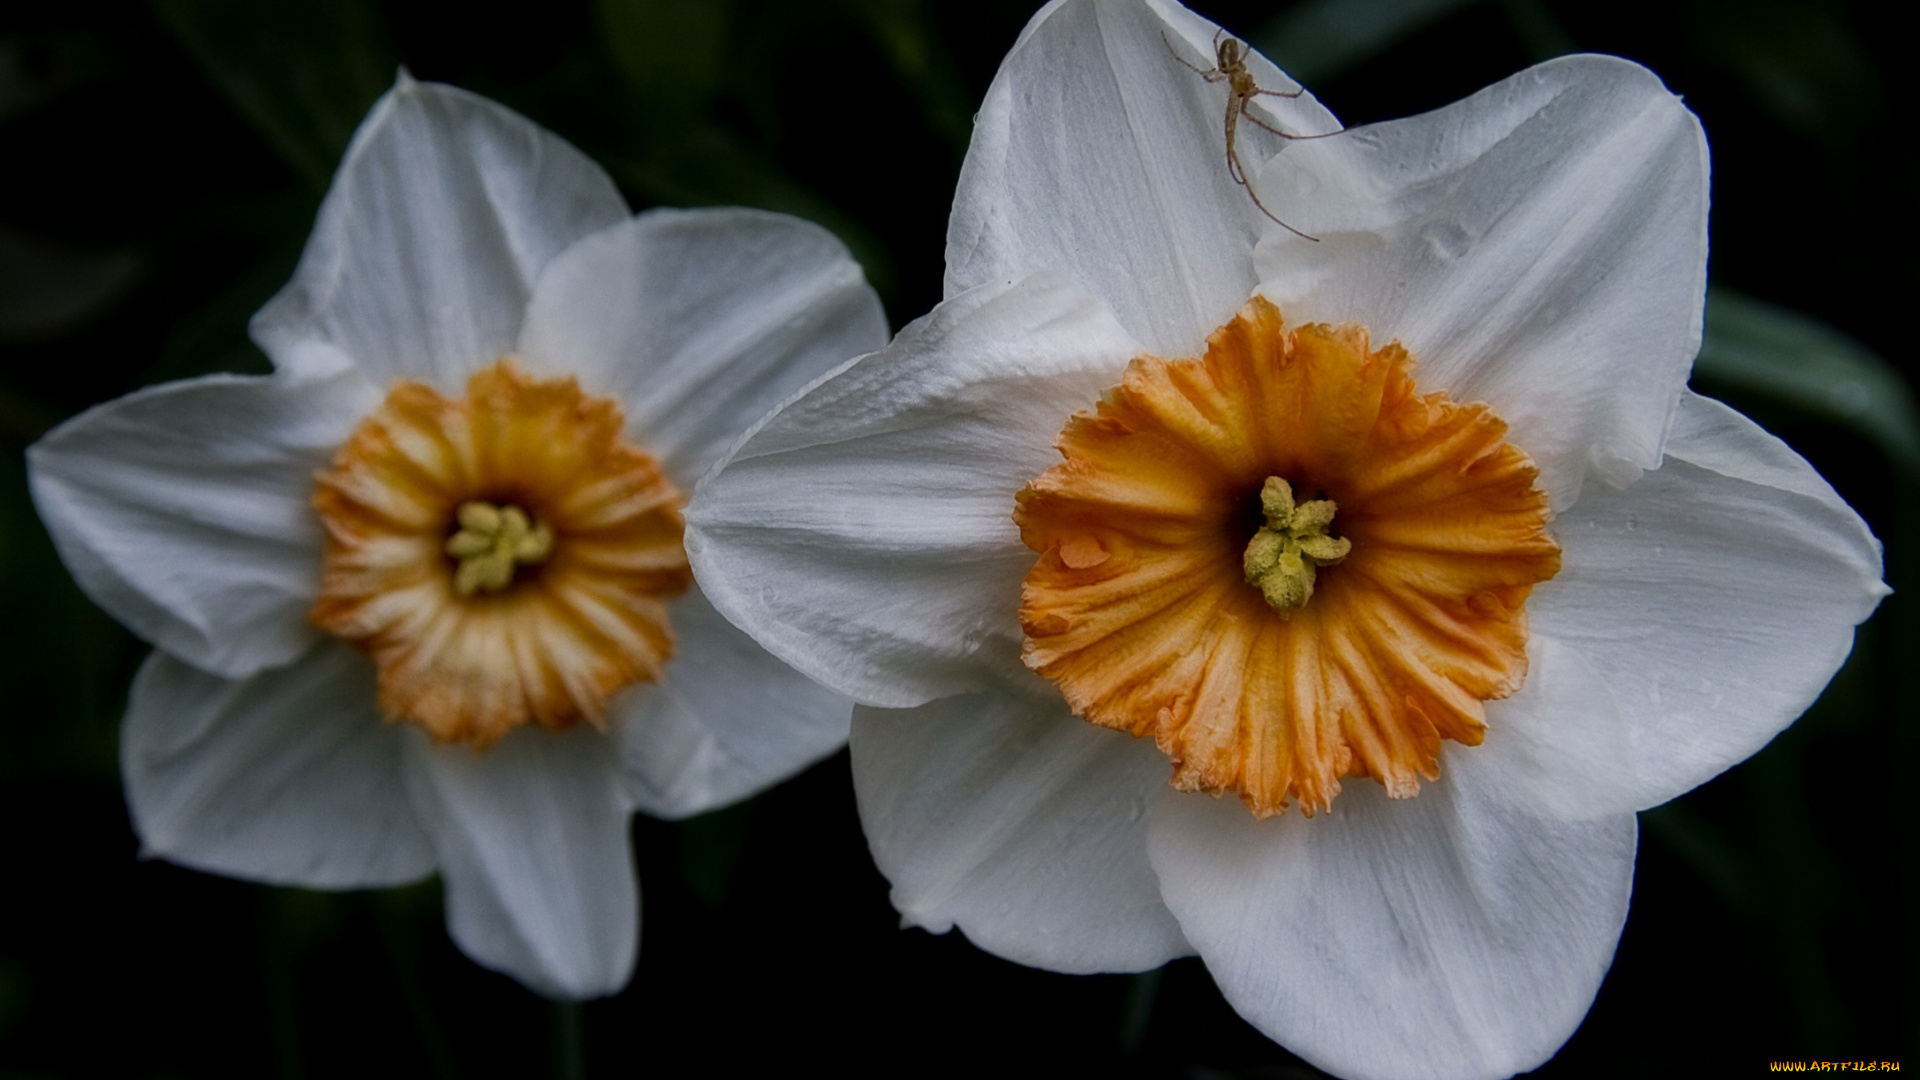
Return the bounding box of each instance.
[28,75,886,1000]
[684,0,1887,1076]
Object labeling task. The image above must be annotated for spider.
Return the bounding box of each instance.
[1166,28,1331,241]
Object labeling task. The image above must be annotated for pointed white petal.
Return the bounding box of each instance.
[685,271,1139,707]
[27,360,378,678]
[1149,760,1635,1080]
[947,0,1338,355]
[853,690,1190,973]
[251,76,629,391]
[123,642,433,888]
[518,208,889,491]
[1529,391,1886,807]
[611,585,851,820]
[406,725,638,1000]
[1255,54,1708,508]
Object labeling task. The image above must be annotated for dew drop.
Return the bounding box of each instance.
[1420,220,1474,261]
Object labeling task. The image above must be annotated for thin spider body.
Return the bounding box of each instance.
[1167,29,1327,241]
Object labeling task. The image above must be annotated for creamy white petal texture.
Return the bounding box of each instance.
[611,587,853,820]
[1147,761,1636,1080]
[407,726,638,1000]
[27,74,889,1003]
[686,270,1140,707]
[682,3,1887,1077]
[1470,637,1640,822]
[123,642,434,889]
[251,74,629,392]
[27,360,378,678]
[852,691,1190,973]
[518,207,889,492]
[945,0,1338,356]
[1254,54,1708,510]
[1530,391,1887,807]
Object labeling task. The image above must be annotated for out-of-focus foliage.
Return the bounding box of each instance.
[1697,287,1919,472]
[0,0,1911,1076]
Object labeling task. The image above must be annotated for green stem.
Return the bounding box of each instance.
[1119,966,1163,1055]
[553,999,585,1080]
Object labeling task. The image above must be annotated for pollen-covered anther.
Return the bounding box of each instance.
[1015,296,1561,818]
[310,358,692,747]
[446,500,555,596]
[1242,476,1350,613]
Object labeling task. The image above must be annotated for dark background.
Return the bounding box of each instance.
[0,0,1912,1076]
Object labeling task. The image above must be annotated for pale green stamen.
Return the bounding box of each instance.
[445,500,554,597]
[1242,477,1351,614]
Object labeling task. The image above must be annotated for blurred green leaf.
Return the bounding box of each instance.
[595,0,733,128]
[842,0,974,156]
[1741,745,1852,1048]
[1695,286,1920,471]
[1252,0,1575,86]
[1642,802,1759,918]
[594,0,900,300]
[0,225,144,343]
[1687,0,1881,145]
[0,456,127,786]
[675,798,756,909]
[147,0,395,191]
[140,192,314,386]
[0,29,108,122]
[0,955,26,1040]
[1251,0,1481,86]
[1493,0,1575,63]
[368,886,461,1080]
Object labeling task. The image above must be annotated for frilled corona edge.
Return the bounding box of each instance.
[311,359,692,746]
[1016,297,1562,817]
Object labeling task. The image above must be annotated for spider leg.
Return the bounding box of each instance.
[1239,101,1344,142]
[1229,105,1320,241]
[1162,30,1215,77]
[1240,107,1290,139]
[1244,178,1318,241]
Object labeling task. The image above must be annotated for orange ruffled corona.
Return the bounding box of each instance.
[311,359,692,747]
[1015,297,1561,817]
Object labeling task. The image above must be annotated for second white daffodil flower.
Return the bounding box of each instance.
[29,76,887,999]
[685,1,1886,1077]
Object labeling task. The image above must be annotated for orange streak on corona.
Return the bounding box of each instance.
[311,360,691,747]
[1016,298,1560,817]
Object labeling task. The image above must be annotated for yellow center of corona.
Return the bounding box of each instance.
[1015,297,1561,817]
[445,500,555,597]
[310,359,692,747]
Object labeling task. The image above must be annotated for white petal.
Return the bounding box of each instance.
[1254,54,1708,509]
[517,207,889,491]
[406,724,638,1000]
[123,642,434,889]
[1148,759,1635,1080]
[610,585,852,820]
[1472,636,1641,821]
[853,690,1190,973]
[685,271,1139,707]
[26,360,378,678]
[1529,391,1886,807]
[946,0,1339,355]
[251,75,629,392]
